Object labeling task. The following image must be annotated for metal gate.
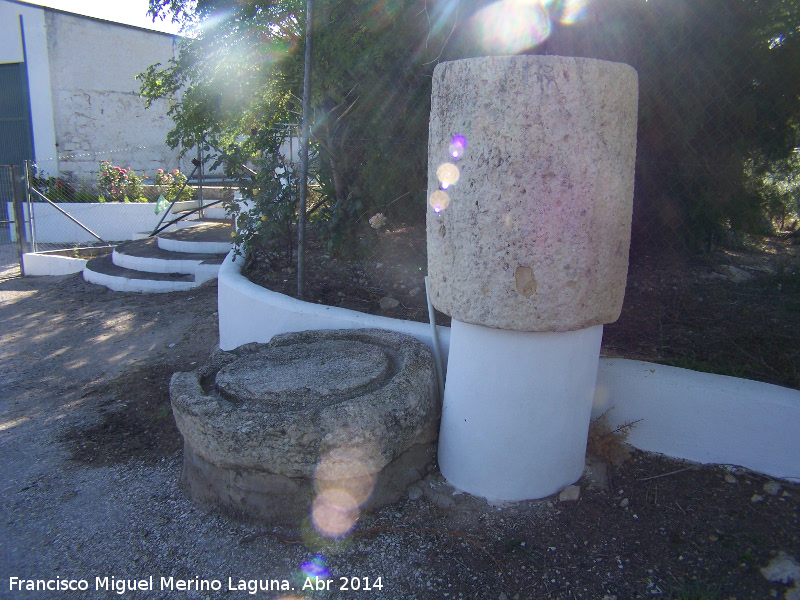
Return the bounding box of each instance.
[0,165,27,278]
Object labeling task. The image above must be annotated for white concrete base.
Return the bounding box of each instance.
[593,359,800,482]
[22,252,87,276]
[438,320,604,501]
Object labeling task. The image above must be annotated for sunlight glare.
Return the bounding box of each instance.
[471,0,552,54]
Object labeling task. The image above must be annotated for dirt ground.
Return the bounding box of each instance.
[1,243,799,599]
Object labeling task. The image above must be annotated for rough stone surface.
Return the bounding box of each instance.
[427,55,638,332]
[170,329,439,521]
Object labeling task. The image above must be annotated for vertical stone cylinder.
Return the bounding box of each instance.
[427,56,638,333]
[428,56,638,500]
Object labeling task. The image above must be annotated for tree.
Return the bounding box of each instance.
[529,0,800,249]
[142,0,800,258]
[142,0,454,256]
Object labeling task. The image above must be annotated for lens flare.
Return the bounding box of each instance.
[301,556,330,579]
[311,488,360,538]
[449,135,468,160]
[314,445,378,506]
[429,190,451,213]
[471,0,552,54]
[437,163,460,189]
[550,0,588,24]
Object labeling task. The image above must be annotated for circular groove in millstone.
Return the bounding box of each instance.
[214,340,392,409]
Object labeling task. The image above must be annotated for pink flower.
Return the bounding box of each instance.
[157,169,163,174]
[173,169,179,175]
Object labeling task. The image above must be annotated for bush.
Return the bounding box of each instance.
[97,161,145,202]
[154,168,193,203]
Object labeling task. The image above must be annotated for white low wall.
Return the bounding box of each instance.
[592,360,800,482]
[22,252,86,276]
[218,253,451,371]
[7,202,193,243]
[218,252,800,483]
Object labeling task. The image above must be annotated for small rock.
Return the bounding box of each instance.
[379,296,400,311]
[748,264,776,275]
[409,287,422,297]
[763,481,782,496]
[498,594,508,600]
[725,473,738,484]
[408,486,423,501]
[619,498,629,508]
[434,492,455,509]
[760,552,800,597]
[751,494,765,503]
[716,264,754,283]
[559,485,580,502]
[584,458,609,490]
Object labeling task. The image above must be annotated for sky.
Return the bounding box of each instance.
[26,0,182,34]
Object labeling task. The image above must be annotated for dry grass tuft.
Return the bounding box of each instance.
[587,409,640,466]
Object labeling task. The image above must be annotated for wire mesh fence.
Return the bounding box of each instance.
[20,146,234,251]
[0,165,22,279]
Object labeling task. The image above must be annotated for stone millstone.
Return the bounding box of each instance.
[426,55,638,332]
[170,329,439,522]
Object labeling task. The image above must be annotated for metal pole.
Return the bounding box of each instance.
[11,165,28,275]
[197,142,204,220]
[297,0,313,299]
[22,161,32,252]
[27,186,106,244]
[24,163,35,252]
[150,162,200,236]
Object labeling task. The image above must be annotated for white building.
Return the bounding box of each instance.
[0,0,182,181]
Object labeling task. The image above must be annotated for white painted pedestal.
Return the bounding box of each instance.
[437,319,604,501]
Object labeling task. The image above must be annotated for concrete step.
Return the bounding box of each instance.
[82,220,233,292]
[113,238,227,275]
[157,221,234,254]
[83,255,197,293]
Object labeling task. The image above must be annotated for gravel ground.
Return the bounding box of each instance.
[1,273,799,600]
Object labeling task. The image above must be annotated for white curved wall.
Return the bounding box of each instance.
[593,359,800,482]
[218,253,451,371]
[218,252,800,483]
